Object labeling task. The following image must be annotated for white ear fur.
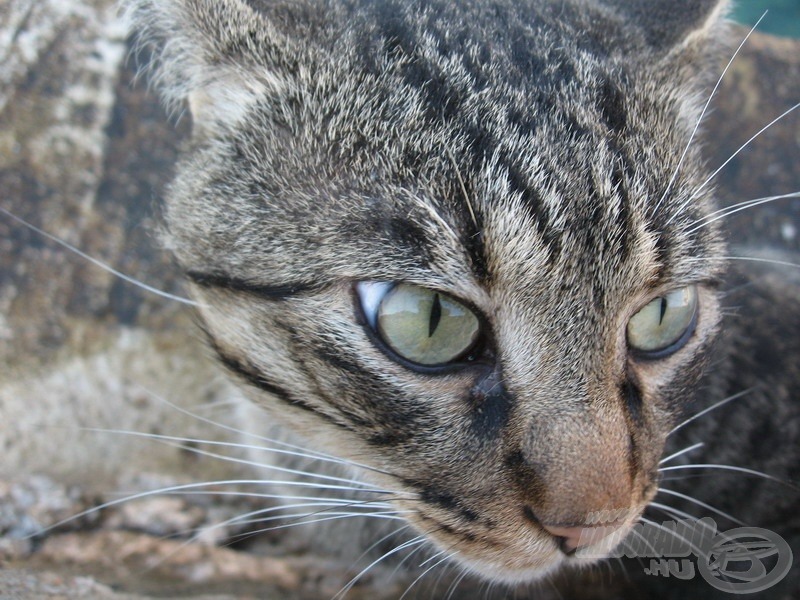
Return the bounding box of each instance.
[125,0,286,135]
[187,68,282,137]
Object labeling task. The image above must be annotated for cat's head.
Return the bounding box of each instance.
[129,0,729,582]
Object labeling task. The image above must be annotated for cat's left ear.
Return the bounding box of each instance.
[125,0,299,138]
[604,0,731,54]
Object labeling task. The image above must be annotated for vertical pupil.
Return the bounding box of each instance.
[429,293,442,338]
[658,297,668,325]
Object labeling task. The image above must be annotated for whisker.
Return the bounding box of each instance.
[646,503,740,552]
[447,147,479,230]
[658,463,799,490]
[389,533,431,579]
[445,569,471,600]
[399,549,455,600]
[689,191,799,223]
[660,442,704,465]
[645,506,742,552]
[624,523,658,557]
[32,478,397,538]
[685,255,800,270]
[677,101,800,218]
[353,524,414,572]
[146,505,410,576]
[638,516,703,556]
[332,536,428,600]
[237,510,409,533]
[429,560,457,600]
[654,12,767,216]
[81,427,403,493]
[137,386,397,478]
[668,388,754,436]
[230,499,410,528]
[685,191,800,233]
[655,488,745,526]
[0,205,200,306]
[120,489,395,508]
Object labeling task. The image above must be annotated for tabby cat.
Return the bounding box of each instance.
[124,0,799,597]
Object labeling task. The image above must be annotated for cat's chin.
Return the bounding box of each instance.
[445,543,609,587]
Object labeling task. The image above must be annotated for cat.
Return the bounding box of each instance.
[116,0,800,596]
[2,0,798,598]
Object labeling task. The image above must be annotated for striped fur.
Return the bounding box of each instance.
[126,0,770,587]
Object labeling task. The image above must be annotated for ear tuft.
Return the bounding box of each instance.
[124,0,289,136]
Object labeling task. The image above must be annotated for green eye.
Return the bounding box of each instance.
[357,283,482,367]
[627,286,698,357]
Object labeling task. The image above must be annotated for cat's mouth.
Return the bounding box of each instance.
[407,504,643,583]
[543,520,629,554]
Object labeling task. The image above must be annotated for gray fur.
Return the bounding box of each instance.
[126,0,799,595]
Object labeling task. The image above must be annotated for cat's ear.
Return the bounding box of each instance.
[125,0,293,137]
[603,0,730,54]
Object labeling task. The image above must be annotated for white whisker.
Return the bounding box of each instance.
[656,488,746,526]
[353,524,414,570]
[638,516,703,556]
[33,478,398,538]
[137,386,396,478]
[389,533,431,579]
[625,523,658,557]
[659,463,798,490]
[668,388,754,436]
[399,550,455,600]
[0,205,200,306]
[332,536,428,600]
[445,569,471,600]
[81,427,402,493]
[660,442,704,465]
[676,102,800,219]
[654,12,767,216]
[447,147,479,230]
[685,255,800,270]
[158,490,398,510]
[237,511,409,534]
[686,191,800,233]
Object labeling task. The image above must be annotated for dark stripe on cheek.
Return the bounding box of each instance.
[305,340,421,446]
[187,270,321,299]
[208,338,355,432]
[420,487,480,522]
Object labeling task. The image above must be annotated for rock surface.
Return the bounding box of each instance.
[0,2,797,598]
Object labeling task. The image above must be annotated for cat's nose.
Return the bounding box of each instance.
[542,521,626,553]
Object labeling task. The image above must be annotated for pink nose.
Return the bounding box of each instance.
[543,521,626,553]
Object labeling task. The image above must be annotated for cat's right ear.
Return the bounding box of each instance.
[125,0,294,138]
[602,0,730,54]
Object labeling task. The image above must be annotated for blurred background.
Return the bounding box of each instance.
[733,0,800,37]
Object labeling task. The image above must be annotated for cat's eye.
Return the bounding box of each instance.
[627,286,698,357]
[356,282,482,367]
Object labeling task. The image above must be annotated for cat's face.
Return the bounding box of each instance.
[132,0,728,582]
